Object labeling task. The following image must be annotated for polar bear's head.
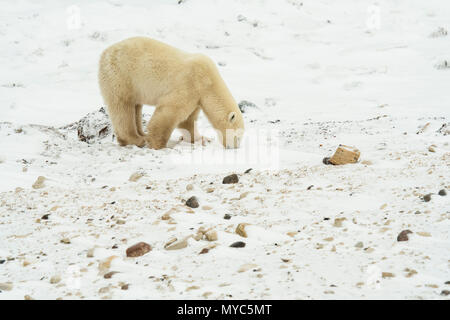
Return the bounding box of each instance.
[191,54,245,149]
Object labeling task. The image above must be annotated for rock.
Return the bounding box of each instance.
[186,196,199,208]
[24,295,34,300]
[333,218,346,227]
[239,192,249,200]
[199,248,209,254]
[186,184,194,191]
[423,194,432,202]
[164,237,188,250]
[223,174,239,184]
[238,100,257,113]
[50,275,61,284]
[417,232,431,237]
[129,172,143,182]
[72,107,112,144]
[224,214,232,220]
[104,271,119,279]
[116,219,126,225]
[98,256,118,275]
[230,241,246,248]
[121,283,129,290]
[428,145,436,152]
[355,241,364,248]
[205,230,218,241]
[206,187,214,193]
[41,214,50,220]
[244,168,253,174]
[161,212,171,220]
[126,242,151,257]
[328,145,360,165]
[382,272,395,279]
[238,263,258,273]
[397,229,413,241]
[322,157,332,165]
[441,290,450,296]
[87,248,95,258]
[32,176,46,189]
[0,282,13,291]
[438,189,447,196]
[60,238,71,244]
[236,223,248,238]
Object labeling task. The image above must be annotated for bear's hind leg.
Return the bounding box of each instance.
[108,102,145,147]
[135,104,145,136]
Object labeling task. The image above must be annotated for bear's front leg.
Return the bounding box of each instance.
[145,106,184,150]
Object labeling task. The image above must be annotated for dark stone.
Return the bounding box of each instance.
[199,248,209,254]
[0,260,5,264]
[41,214,50,220]
[186,196,199,208]
[438,189,447,196]
[441,290,450,296]
[238,100,257,113]
[323,157,332,165]
[126,242,151,257]
[224,214,232,220]
[397,230,413,242]
[244,168,253,174]
[230,241,246,248]
[423,194,432,202]
[223,174,239,184]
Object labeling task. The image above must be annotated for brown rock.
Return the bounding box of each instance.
[235,223,248,238]
[164,237,188,250]
[186,196,199,208]
[328,145,360,165]
[223,174,239,184]
[205,230,218,241]
[103,271,119,279]
[397,230,413,241]
[230,241,246,248]
[32,176,46,189]
[382,272,395,279]
[126,242,151,257]
[129,172,143,182]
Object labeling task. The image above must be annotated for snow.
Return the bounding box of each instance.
[0,0,449,300]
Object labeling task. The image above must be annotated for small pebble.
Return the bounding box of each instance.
[223,214,232,220]
[423,194,432,202]
[126,242,151,257]
[230,241,246,248]
[186,196,199,208]
[397,230,413,242]
[223,174,239,184]
[41,214,50,220]
[50,275,61,284]
[322,157,332,165]
[438,189,447,196]
[441,290,450,296]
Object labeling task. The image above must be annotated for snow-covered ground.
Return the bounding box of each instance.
[1,0,449,300]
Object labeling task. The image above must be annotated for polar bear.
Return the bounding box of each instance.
[98,37,244,149]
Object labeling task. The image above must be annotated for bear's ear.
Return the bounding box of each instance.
[228,112,237,123]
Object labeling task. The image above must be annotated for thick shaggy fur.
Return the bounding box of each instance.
[98,37,244,149]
